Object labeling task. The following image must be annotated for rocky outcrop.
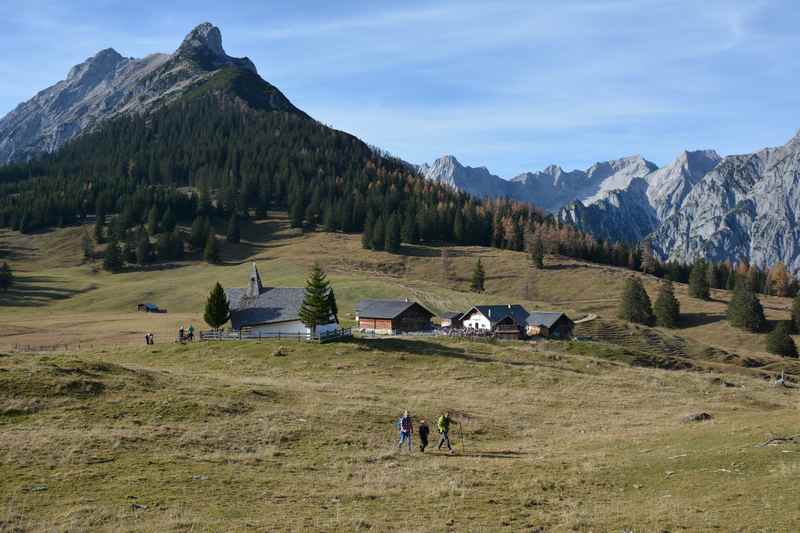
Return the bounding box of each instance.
[420,154,656,212]
[0,22,270,164]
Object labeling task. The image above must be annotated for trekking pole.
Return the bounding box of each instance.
[458,422,465,453]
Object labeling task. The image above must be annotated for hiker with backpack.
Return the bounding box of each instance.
[397,410,413,452]
[437,412,457,454]
[418,418,430,452]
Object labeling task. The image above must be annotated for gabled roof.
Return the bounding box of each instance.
[440,311,463,320]
[225,286,306,329]
[466,305,529,327]
[356,299,434,320]
[526,312,572,328]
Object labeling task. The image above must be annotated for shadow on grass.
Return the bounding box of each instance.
[354,337,496,363]
[679,312,727,328]
[0,274,94,307]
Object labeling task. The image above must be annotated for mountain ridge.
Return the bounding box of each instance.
[0,22,281,164]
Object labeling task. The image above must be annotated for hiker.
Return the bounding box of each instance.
[178,325,185,342]
[437,412,457,454]
[187,324,194,342]
[144,333,150,345]
[418,418,430,452]
[397,410,413,452]
[149,333,154,345]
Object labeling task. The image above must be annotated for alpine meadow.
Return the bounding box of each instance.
[2,6,800,533]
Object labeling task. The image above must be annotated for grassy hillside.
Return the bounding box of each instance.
[0,214,797,375]
[2,338,800,531]
[2,217,800,530]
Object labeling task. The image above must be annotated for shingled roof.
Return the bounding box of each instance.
[356,299,434,320]
[223,263,307,329]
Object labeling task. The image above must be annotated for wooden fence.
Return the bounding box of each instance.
[199,328,352,344]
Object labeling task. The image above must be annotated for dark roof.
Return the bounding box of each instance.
[467,305,530,327]
[225,286,306,329]
[526,312,572,328]
[356,299,434,320]
[440,311,463,320]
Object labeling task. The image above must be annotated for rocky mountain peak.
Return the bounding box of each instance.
[67,48,124,81]
[178,22,226,58]
[174,22,256,73]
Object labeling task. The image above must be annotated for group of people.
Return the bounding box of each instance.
[396,411,459,454]
[178,324,195,343]
[144,332,155,345]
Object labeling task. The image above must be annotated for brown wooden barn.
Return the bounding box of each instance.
[525,312,574,339]
[356,300,435,334]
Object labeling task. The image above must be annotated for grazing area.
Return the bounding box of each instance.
[2,216,800,531]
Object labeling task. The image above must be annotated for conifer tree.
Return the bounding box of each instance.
[204,233,221,264]
[81,228,94,260]
[766,321,798,357]
[726,270,737,291]
[653,280,680,328]
[204,282,230,330]
[791,295,800,333]
[371,215,385,251]
[617,277,654,325]
[385,213,401,254]
[688,260,711,300]
[190,216,210,250]
[727,279,766,332]
[299,263,333,333]
[94,216,106,244]
[103,239,124,273]
[531,237,545,269]
[136,231,153,265]
[401,214,418,245]
[470,258,486,293]
[146,205,160,236]
[361,213,374,250]
[0,261,14,292]
[160,207,176,233]
[226,213,241,244]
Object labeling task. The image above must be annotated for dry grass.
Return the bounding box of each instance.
[1,339,799,531]
[2,217,800,530]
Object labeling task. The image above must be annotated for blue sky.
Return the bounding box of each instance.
[1,0,799,177]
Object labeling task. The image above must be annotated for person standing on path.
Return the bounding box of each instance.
[418,419,430,452]
[437,412,457,454]
[397,410,413,452]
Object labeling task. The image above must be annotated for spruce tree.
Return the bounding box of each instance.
[371,215,385,251]
[136,231,153,265]
[204,282,230,330]
[791,295,800,333]
[204,233,221,264]
[361,213,374,250]
[81,228,93,260]
[103,239,124,273]
[160,207,176,233]
[766,321,798,358]
[727,279,766,332]
[226,213,241,244]
[653,280,680,328]
[401,214,418,245]
[0,261,14,292]
[617,277,654,325]
[470,258,486,293]
[531,237,545,269]
[298,263,333,333]
[726,270,737,291]
[94,216,106,244]
[190,216,210,250]
[146,205,160,236]
[688,260,710,300]
[385,213,401,254]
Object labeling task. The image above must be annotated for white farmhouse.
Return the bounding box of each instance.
[225,263,338,336]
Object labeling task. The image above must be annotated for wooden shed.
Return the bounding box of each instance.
[526,312,574,339]
[356,300,435,334]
